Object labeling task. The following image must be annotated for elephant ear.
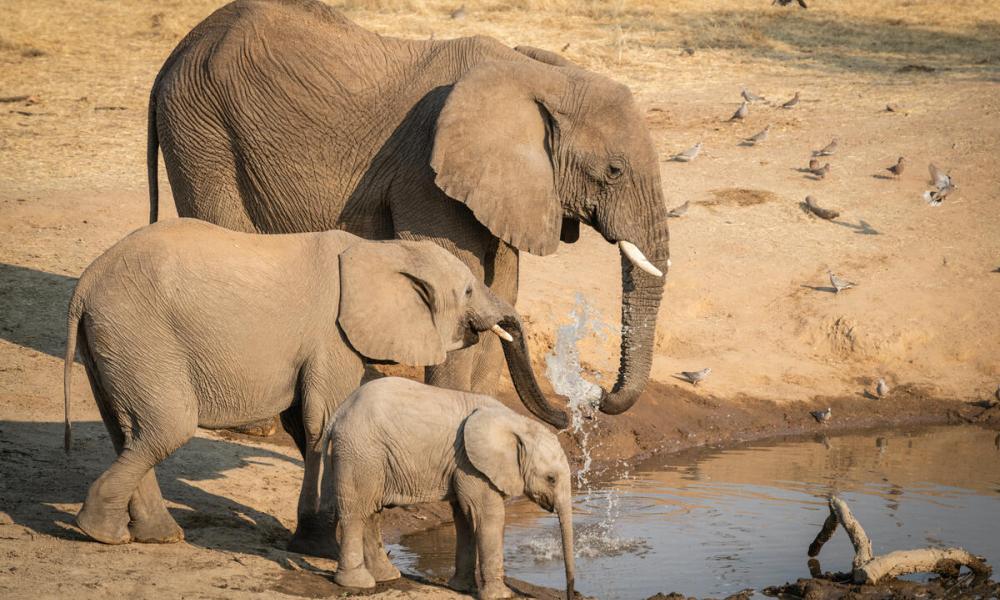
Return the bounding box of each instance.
[431,61,565,256]
[338,241,448,366]
[463,407,527,497]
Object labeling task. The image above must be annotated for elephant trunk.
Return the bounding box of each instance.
[599,205,669,416]
[557,496,576,600]
[497,315,570,429]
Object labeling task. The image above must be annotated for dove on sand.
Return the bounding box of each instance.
[813,139,838,156]
[923,163,956,205]
[667,200,690,218]
[774,0,808,7]
[809,163,831,179]
[804,196,839,220]
[742,87,765,102]
[781,92,800,109]
[811,407,832,423]
[876,378,889,398]
[743,125,770,146]
[671,142,702,162]
[885,156,905,178]
[449,4,466,19]
[729,101,748,121]
[677,368,711,386]
[829,271,856,293]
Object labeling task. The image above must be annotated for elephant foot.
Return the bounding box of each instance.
[288,512,339,558]
[77,502,131,545]
[480,581,514,599]
[366,556,401,583]
[226,416,278,437]
[447,574,477,593]
[334,566,376,590]
[129,513,184,544]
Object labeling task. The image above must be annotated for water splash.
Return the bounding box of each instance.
[536,293,648,562]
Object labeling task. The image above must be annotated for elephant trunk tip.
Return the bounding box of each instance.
[597,387,642,416]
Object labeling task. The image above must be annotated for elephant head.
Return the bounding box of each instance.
[431,55,670,417]
[464,407,575,600]
[338,240,567,427]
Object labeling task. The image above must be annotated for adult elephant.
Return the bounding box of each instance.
[148,0,670,426]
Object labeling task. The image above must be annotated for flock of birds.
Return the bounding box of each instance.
[664,85,979,426]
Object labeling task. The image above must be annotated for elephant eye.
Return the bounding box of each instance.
[606,160,625,181]
[465,285,473,298]
[546,474,557,485]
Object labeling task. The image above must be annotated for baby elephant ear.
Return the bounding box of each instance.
[337,241,448,366]
[463,407,526,498]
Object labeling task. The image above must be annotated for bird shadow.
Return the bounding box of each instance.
[801,284,838,294]
[671,374,697,385]
[862,390,880,400]
[738,140,758,148]
[871,173,897,181]
[804,173,827,181]
[831,219,880,235]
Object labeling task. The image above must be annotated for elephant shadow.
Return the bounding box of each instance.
[0,420,306,565]
[0,262,77,358]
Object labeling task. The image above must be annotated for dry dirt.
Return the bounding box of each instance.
[2,0,999,598]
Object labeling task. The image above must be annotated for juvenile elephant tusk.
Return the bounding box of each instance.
[618,241,664,278]
[490,324,514,342]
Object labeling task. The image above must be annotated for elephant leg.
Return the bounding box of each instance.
[363,511,400,582]
[334,513,376,589]
[472,497,513,600]
[79,358,183,544]
[447,500,477,593]
[289,358,360,558]
[128,470,184,544]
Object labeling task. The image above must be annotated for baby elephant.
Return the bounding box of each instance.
[325,377,576,600]
[63,219,545,553]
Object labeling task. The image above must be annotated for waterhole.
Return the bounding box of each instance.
[391,425,1000,599]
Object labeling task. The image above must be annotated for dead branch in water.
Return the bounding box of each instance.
[809,495,991,585]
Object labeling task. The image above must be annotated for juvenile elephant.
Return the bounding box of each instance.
[150,0,671,423]
[63,219,552,556]
[324,377,575,600]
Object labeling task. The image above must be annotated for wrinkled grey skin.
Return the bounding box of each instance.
[149,0,671,424]
[324,377,575,600]
[63,219,546,558]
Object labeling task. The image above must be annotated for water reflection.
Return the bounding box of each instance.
[392,425,1000,599]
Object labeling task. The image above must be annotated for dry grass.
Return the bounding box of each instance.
[0,0,997,194]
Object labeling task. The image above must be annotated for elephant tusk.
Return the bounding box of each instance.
[491,324,514,342]
[618,241,664,278]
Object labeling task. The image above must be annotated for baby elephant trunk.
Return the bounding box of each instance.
[557,497,575,600]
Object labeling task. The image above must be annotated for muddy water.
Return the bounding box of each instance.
[391,425,1000,599]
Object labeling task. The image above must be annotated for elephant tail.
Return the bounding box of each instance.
[147,90,159,224]
[63,293,84,454]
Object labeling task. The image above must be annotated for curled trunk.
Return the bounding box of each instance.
[498,316,569,429]
[599,213,669,416]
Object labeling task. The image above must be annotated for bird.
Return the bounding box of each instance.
[809,163,831,179]
[829,271,856,293]
[813,139,838,156]
[923,163,956,206]
[875,378,889,398]
[744,125,770,145]
[742,87,765,103]
[677,368,711,386]
[449,5,466,19]
[808,157,821,170]
[671,142,702,162]
[928,163,954,189]
[773,0,808,7]
[810,407,832,423]
[804,196,839,220]
[561,42,570,52]
[885,103,901,112]
[729,101,748,121]
[680,47,695,56]
[886,156,905,178]
[667,200,690,218]
[781,92,800,109]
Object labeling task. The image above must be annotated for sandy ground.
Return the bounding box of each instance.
[2,0,1000,598]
